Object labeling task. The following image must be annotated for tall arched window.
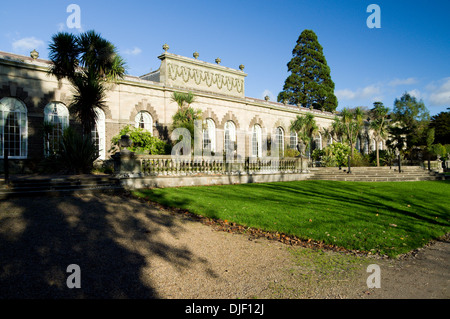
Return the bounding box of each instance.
[135,111,153,132]
[276,127,284,157]
[224,121,236,154]
[203,118,216,153]
[252,124,262,157]
[91,108,106,160]
[290,131,298,149]
[44,102,69,156]
[0,97,28,159]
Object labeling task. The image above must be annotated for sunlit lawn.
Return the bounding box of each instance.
[133,180,450,257]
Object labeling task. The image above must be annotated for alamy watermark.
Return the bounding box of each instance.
[366,264,381,288]
[367,4,381,29]
[66,4,82,29]
[66,264,81,289]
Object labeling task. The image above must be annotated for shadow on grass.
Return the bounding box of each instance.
[0,192,217,299]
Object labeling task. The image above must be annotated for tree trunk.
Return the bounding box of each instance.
[376,140,380,167]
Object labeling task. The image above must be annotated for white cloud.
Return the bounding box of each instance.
[12,37,44,52]
[407,89,423,100]
[427,77,450,106]
[388,77,418,87]
[124,47,142,56]
[335,85,381,101]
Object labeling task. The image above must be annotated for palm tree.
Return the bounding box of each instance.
[48,31,126,135]
[290,113,318,158]
[336,107,364,159]
[171,91,201,147]
[369,102,390,167]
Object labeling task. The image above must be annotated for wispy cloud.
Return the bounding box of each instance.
[335,85,382,101]
[388,77,418,87]
[124,47,142,56]
[427,77,450,106]
[12,37,44,53]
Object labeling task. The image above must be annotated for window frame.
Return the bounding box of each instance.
[0,97,28,159]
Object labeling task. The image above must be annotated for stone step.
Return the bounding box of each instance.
[0,175,123,199]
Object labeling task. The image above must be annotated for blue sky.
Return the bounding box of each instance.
[1,0,449,115]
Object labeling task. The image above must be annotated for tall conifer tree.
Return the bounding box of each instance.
[278,29,338,112]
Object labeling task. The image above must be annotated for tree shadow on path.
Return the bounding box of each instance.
[0,192,216,299]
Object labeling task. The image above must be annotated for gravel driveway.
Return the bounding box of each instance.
[0,193,448,299]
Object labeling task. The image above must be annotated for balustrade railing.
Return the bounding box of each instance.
[134,155,306,176]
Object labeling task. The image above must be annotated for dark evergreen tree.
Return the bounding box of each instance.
[429,111,450,145]
[278,29,338,112]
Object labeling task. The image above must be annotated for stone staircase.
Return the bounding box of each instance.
[0,175,124,199]
[307,166,445,182]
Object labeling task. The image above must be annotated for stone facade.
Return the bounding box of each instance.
[0,48,380,170]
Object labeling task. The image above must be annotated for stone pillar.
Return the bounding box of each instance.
[113,135,140,175]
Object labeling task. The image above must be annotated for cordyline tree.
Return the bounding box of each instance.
[369,102,390,167]
[48,30,126,135]
[278,29,338,112]
[334,107,364,167]
[171,91,202,147]
[290,113,318,157]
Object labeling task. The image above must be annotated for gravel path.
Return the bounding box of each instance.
[0,193,448,299]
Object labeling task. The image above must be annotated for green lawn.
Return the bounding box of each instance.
[133,180,450,258]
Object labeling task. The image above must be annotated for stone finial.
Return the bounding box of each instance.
[30,49,39,60]
[215,58,221,65]
[239,64,245,71]
[162,43,169,52]
[193,52,199,59]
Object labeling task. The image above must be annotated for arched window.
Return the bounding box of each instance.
[315,133,323,150]
[364,137,370,154]
[135,111,153,132]
[44,102,69,156]
[224,121,236,154]
[328,135,333,146]
[91,108,106,160]
[0,97,28,159]
[290,131,298,149]
[252,124,262,157]
[356,137,361,152]
[203,118,216,153]
[276,127,284,157]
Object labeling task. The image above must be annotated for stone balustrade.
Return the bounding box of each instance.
[113,152,308,176]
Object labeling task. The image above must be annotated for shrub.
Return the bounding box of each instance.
[111,125,170,155]
[58,127,99,174]
[325,142,350,167]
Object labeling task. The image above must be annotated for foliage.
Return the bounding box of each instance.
[333,107,364,160]
[431,143,449,159]
[111,125,170,155]
[48,30,126,135]
[311,149,325,162]
[134,180,450,258]
[430,111,450,145]
[284,147,300,158]
[323,142,350,167]
[170,91,202,146]
[290,113,318,155]
[368,149,396,167]
[277,29,338,112]
[392,92,430,151]
[58,127,99,174]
